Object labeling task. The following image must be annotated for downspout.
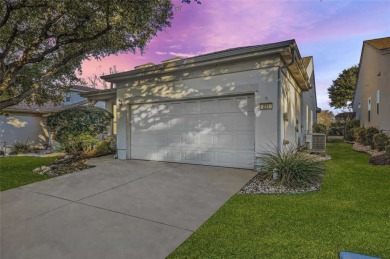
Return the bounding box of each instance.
[277,47,296,151]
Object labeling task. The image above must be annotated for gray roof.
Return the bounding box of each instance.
[102,39,298,82]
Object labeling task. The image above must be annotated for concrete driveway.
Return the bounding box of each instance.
[1,158,255,259]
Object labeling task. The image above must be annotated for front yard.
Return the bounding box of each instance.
[169,141,390,258]
[0,156,57,191]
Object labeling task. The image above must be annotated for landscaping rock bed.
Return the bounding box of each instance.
[352,142,390,165]
[32,156,94,177]
[239,152,328,195]
[239,174,321,194]
[352,142,386,157]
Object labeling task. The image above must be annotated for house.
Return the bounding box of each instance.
[353,37,390,135]
[0,85,105,151]
[83,40,318,169]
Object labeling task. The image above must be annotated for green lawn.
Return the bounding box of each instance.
[169,142,390,258]
[0,156,57,191]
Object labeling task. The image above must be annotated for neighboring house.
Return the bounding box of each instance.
[0,85,104,151]
[353,37,390,135]
[83,39,318,169]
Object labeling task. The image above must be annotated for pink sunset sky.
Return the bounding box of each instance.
[80,0,390,113]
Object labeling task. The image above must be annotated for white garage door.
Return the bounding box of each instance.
[130,95,255,169]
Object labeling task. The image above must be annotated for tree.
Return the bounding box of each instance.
[85,65,119,89]
[328,65,358,110]
[47,106,112,153]
[0,0,189,110]
[317,110,335,129]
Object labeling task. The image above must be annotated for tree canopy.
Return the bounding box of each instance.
[0,0,177,110]
[47,106,112,143]
[317,110,335,129]
[328,65,358,110]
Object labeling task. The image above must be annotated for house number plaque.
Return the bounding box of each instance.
[260,103,273,110]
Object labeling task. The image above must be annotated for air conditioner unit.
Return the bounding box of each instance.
[305,133,326,153]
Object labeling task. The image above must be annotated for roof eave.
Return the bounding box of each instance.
[101,40,297,83]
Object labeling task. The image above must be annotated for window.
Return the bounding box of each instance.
[65,92,71,103]
[376,90,380,114]
[368,97,371,122]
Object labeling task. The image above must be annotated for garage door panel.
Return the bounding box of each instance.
[236,134,255,149]
[184,150,198,161]
[183,102,198,114]
[214,115,232,131]
[199,100,215,114]
[216,134,233,146]
[168,149,182,160]
[168,134,183,145]
[199,134,213,145]
[169,103,182,115]
[184,133,197,145]
[183,117,198,130]
[200,151,213,162]
[131,95,254,169]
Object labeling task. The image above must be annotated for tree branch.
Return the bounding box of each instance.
[0,84,37,110]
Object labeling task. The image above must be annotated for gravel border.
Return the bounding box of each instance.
[352,142,386,157]
[238,174,321,194]
[239,152,328,195]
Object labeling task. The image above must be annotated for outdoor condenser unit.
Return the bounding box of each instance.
[305,133,327,153]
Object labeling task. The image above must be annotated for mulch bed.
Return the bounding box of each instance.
[352,142,390,165]
[369,154,390,165]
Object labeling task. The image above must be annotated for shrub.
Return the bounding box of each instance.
[328,122,344,136]
[54,146,64,152]
[344,128,356,142]
[62,133,99,155]
[346,119,360,130]
[0,150,4,156]
[365,127,380,148]
[95,141,112,152]
[313,123,327,134]
[386,145,390,156]
[355,127,367,144]
[373,133,390,151]
[47,106,112,155]
[47,106,112,144]
[344,119,360,141]
[256,144,325,188]
[11,142,31,154]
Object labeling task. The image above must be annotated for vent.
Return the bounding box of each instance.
[305,133,326,153]
[161,57,182,63]
[134,63,155,69]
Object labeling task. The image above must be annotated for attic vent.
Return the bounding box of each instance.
[134,62,155,69]
[161,57,182,63]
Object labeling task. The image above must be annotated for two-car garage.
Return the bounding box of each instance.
[130,95,255,169]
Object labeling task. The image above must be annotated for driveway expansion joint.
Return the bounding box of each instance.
[75,201,194,233]
[76,168,169,202]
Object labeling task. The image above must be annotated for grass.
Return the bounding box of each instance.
[169,141,390,258]
[0,156,57,191]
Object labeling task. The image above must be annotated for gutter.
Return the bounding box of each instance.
[277,46,296,151]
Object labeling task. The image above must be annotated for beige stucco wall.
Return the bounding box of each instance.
[0,113,49,149]
[354,45,390,133]
[281,69,303,147]
[302,59,317,136]
[114,55,308,159]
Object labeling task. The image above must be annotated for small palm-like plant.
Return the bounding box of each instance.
[256,144,325,188]
[11,142,32,154]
